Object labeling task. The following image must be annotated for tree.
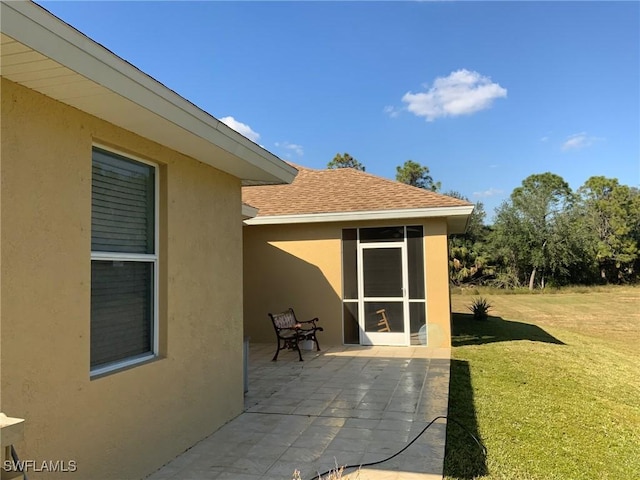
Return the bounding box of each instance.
[446,191,485,240]
[491,173,576,289]
[490,200,529,288]
[445,191,493,285]
[576,176,640,282]
[395,160,440,191]
[327,152,365,171]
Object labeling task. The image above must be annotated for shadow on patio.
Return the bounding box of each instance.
[147,343,453,480]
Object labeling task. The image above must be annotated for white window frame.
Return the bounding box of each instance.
[90,144,159,377]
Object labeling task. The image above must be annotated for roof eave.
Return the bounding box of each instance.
[241,204,259,220]
[243,205,475,233]
[0,1,296,186]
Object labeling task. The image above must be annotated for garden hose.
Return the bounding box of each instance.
[307,414,487,480]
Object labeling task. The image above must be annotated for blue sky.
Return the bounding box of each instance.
[39,1,639,221]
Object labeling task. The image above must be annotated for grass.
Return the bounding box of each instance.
[444,286,640,480]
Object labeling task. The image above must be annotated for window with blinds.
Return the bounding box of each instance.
[90,147,158,375]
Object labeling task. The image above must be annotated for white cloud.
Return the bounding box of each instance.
[219,116,260,143]
[473,188,503,198]
[540,136,550,143]
[402,69,507,121]
[275,141,304,157]
[561,132,602,151]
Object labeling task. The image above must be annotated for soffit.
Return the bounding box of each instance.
[0,4,296,186]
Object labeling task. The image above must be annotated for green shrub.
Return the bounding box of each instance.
[469,297,492,320]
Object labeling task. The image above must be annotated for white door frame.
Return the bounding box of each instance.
[357,241,410,346]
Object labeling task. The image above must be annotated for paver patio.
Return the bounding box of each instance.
[146,344,451,480]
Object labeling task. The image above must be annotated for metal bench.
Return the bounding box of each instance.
[268,308,323,361]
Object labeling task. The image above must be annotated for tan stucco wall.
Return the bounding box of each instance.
[243,218,452,348]
[1,78,244,479]
[423,218,452,348]
[243,223,343,345]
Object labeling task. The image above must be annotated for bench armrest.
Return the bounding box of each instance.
[297,317,320,327]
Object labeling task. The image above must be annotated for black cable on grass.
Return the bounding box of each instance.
[307,415,487,480]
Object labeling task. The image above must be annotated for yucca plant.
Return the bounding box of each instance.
[469,297,492,320]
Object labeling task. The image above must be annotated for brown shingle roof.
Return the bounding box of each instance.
[242,165,471,217]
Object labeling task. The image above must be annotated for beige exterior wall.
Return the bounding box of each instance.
[423,218,452,348]
[243,223,344,345]
[1,78,244,479]
[243,218,452,348]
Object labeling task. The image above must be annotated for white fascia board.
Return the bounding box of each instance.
[241,204,259,220]
[0,2,296,185]
[243,205,475,226]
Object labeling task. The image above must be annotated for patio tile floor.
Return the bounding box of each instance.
[146,344,451,480]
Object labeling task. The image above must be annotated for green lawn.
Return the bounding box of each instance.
[444,287,640,480]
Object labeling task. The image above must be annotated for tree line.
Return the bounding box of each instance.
[328,153,640,289]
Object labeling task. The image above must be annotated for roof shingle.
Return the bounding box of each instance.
[242,164,472,217]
